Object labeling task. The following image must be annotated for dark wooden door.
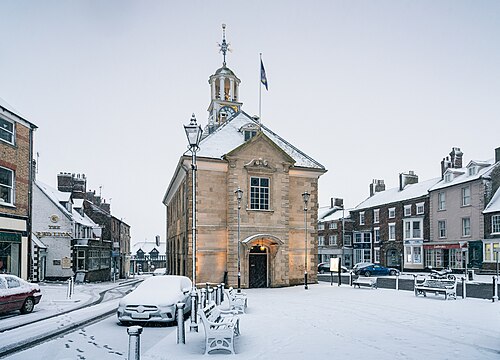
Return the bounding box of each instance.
[249,246,267,288]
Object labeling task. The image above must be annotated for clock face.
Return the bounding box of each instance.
[219,105,237,118]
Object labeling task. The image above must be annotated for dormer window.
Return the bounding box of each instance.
[240,123,259,142]
[444,173,452,183]
[245,130,257,141]
[468,166,477,176]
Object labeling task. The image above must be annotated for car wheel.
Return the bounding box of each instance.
[20,297,34,314]
[389,270,397,276]
[319,269,325,274]
[364,271,371,277]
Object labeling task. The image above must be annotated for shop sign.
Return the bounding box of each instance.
[61,257,71,269]
[0,232,21,243]
[353,243,371,249]
[34,231,72,238]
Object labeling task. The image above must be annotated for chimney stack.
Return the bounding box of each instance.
[399,171,419,191]
[370,179,385,197]
[449,147,463,169]
[495,147,500,163]
[334,198,344,208]
[441,157,452,179]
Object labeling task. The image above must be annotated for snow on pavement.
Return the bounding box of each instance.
[144,283,500,360]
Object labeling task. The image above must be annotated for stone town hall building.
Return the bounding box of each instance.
[163,32,326,288]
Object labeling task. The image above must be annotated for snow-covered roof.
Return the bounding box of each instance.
[355,177,441,211]
[35,180,98,228]
[429,160,498,191]
[132,241,166,255]
[36,180,72,218]
[73,199,84,209]
[194,112,325,170]
[31,233,47,249]
[322,208,352,222]
[484,187,500,214]
[0,96,36,128]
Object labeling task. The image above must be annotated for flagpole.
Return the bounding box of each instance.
[259,53,262,126]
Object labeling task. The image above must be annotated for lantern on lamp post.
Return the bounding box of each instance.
[184,113,203,332]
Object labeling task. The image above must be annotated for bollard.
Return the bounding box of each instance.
[221,283,225,302]
[396,274,399,291]
[176,302,186,344]
[461,277,466,299]
[349,271,353,286]
[127,325,143,360]
[493,276,498,303]
[66,277,73,299]
[215,284,221,305]
[413,275,418,296]
[200,288,207,309]
[189,291,198,332]
[208,286,214,304]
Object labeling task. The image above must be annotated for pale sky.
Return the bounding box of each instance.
[1,1,499,244]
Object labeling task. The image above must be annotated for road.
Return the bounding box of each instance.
[5,315,175,360]
[0,279,150,359]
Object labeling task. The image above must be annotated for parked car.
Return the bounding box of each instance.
[153,268,167,276]
[0,274,42,315]
[318,262,348,274]
[117,275,192,325]
[353,263,400,277]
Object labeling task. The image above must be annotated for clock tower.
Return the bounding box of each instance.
[207,24,242,131]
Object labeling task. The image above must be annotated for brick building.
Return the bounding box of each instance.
[0,98,37,279]
[350,175,439,271]
[163,29,326,288]
[483,186,500,272]
[317,198,354,268]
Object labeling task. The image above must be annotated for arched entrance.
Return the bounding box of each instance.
[249,245,268,288]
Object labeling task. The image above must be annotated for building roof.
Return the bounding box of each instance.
[322,208,352,222]
[35,180,98,228]
[193,111,325,170]
[429,160,498,191]
[484,187,500,214]
[354,177,441,211]
[0,96,37,129]
[132,241,166,255]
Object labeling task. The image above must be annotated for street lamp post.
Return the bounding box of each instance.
[235,188,243,293]
[302,191,310,290]
[184,113,203,332]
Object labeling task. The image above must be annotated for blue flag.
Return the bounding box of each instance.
[260,59,268,90]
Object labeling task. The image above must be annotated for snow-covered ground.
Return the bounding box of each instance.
[4,280,499,359]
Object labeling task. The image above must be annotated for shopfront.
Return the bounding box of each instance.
[424,241,468,269]
[0,231,22,276]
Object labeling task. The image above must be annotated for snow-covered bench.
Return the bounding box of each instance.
[198,303,240,354]
[414,278,457,300]
[353,276,377,289]
[226,287,248,314]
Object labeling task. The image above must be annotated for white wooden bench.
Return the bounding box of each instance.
[198,303,240,354]
[353,276,377,289]
[414,278,457,300]
[226,287,248,314]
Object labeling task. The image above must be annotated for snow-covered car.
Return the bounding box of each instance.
[117,275,192,325]
[353,263,400,277]
[153,268,167,276]
[0,274,42,315]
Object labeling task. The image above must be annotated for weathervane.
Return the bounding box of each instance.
[218,23,231,66]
